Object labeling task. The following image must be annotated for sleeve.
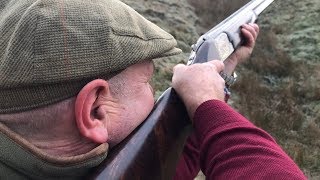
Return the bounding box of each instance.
[193,100,306,180]
[173,132,200,180]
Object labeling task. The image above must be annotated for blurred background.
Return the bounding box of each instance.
[122,0,320,179]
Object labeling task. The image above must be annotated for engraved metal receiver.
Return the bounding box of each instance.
[187,0,274,65]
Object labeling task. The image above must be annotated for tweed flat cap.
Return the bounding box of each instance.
[0,0,181,113]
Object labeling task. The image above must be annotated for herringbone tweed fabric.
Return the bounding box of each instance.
[0,0,181,113]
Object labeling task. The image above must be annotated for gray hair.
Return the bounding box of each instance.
[0,76,127,137]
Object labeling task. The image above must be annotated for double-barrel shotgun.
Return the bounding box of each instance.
[87,0,274,179]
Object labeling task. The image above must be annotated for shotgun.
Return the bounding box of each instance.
[87,0,274,179]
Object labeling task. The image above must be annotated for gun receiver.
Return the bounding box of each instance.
[188,0,274,64]
[87,0,274,179]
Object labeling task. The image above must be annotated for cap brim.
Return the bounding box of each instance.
[157,47,182,59]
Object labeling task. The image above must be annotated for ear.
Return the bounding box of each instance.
[75,79,111,143]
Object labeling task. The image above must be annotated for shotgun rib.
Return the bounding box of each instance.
[87,0,274,179]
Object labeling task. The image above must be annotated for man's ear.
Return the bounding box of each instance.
[75,79,111,144]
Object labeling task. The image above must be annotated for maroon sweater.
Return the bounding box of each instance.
[174,100,306,180]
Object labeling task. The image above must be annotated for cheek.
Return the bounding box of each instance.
[107,86,155,146]
[131,85,155,122]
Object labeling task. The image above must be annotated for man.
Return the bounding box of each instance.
[0,0,305,179]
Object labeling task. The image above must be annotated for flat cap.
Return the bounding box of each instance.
[0,0,181,113]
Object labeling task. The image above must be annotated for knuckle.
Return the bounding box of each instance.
[212,61,224,71]
[219,76,225,84]
[173,64,185,71]
[202,63,213,70]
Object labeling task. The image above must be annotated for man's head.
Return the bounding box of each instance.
[0,0,180,155]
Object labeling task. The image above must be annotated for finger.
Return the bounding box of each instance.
[208,60,225,73]
[249,23,260,35]
[242,24,257,40]
[247,24,258,39]
[241,28,255,47]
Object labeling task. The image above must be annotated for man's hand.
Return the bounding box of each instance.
[172,60,225,120]
[224,23,259,75]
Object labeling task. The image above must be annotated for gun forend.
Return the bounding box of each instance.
[188,0,274,65]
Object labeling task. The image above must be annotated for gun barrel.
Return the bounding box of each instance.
[205,0,273,37]
[254,0,274,15]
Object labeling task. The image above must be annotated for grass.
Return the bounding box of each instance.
[233,23,320,180]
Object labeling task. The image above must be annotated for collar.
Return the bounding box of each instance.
[0,122,108,179]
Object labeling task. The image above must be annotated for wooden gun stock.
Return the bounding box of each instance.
[86,88,192,180]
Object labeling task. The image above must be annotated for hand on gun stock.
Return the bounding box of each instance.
[172,60,225,120]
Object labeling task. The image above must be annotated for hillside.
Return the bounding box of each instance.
[233,1,320,178]
[122,0,320,178]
